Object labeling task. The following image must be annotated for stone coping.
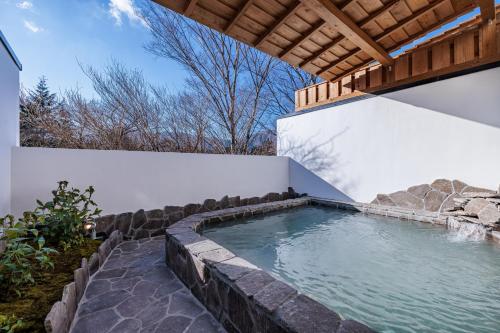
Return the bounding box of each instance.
[165,198,375,333]
[312,198,500,243]
[311,197,441,224]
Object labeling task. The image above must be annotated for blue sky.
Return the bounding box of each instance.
[0,0,497,98]
[0,0,187,97]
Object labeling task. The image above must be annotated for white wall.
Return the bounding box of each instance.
[0,39,20,216]
[278,67,500,203]
[11,148,290,216]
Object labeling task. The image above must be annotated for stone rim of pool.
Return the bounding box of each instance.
[165,197,500,333]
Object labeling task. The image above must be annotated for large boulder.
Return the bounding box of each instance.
[374,194,395,206]
[424,190,447,212]
[388,191,424,210]
[407,184,432,199]
[430,179,453,194]
[464,198,490,216]
[452,180,468,194]
[477,204,500,226]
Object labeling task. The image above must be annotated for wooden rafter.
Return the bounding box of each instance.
[317,0,448,76]
[225,0,253,33]
[301,0,393,66]
[184,0,198,16]
[478,0,495,21]
[254,1,302,48]
[278,0,357,60]
[300,0,401,69]
[325,1,478,81]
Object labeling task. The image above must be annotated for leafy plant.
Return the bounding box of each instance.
[27,181,102,250]
[0,314,26,333]
[0,216,57,296]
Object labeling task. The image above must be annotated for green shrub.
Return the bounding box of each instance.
[25,181,102,250]
[0,314,26,333]
[0,216,57,296]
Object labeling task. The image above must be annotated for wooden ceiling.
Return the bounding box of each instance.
[153,0,490,82]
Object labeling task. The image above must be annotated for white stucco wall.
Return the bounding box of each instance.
[11,148,290,216]
[278,67,500,203]
[0,38,20,216]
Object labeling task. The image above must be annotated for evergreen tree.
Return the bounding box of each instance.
[20,77,61,147]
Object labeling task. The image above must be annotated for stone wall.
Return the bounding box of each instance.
[165,198,375,333]
[371,179,498,214]
[371,179,500,240]
[94,188,300,241]
[44,231,124,333]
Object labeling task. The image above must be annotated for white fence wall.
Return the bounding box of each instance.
[278,67,500,203]
[0,35,20,216]
[11,148,290,216]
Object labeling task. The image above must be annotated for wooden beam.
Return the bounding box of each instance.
[300,0,393,66]
[255,1,301,48]
[278,0,357,59]
[184,0,198,16]
[225,0,253,33]
[478,0,495,22]
[299,0,401,68]
[480,17,497,57]
[325,2,477,81]
[317,0,448,76]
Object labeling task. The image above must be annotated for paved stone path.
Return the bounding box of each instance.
[70,237,226,333]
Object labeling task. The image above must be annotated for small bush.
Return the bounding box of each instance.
[0,314,26,333]
[24,181,102,250]
[0,216,57,296]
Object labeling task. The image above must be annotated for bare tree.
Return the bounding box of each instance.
[142,4,280,154]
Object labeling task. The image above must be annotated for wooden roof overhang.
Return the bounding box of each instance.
[152,0,494,83]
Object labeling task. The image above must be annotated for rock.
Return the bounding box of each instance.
[239,198,249,206]
[108,230,121,249]
[247,197,260,205]
[453,197,470,207]
[141,219,165,230]
[131,210,147,229]
[228,196,241,208]
[462,192,500,198]
[95,215,115,236]
[288,187,297,198]
[88,252,100,276]
[44,301,67,333]
[431,179,453,194]
[276,294,341,333]
[115,212,133,235]
[267,193,281,202]
[74,268,88,302]
[98,240,111,265]
[461,185,496,194]
[144,209,162,219]
[375,194,395,206]
[464,198,490,216]
[478,204,500,226]
[62,282,77,325]
[407,184,432,199]
[388,191,424,210]
[133,229,150,240]
[164,205,183,214]
[184,204,201,216]
[424,190,448,212]
[452,180,468,194]
[203,199,217,211]
[440,193,461,213]
[235,270,275,297]
[254,280,297,313]
[218,196,229,209]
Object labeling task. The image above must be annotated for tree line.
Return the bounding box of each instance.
[20,4,318,155]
